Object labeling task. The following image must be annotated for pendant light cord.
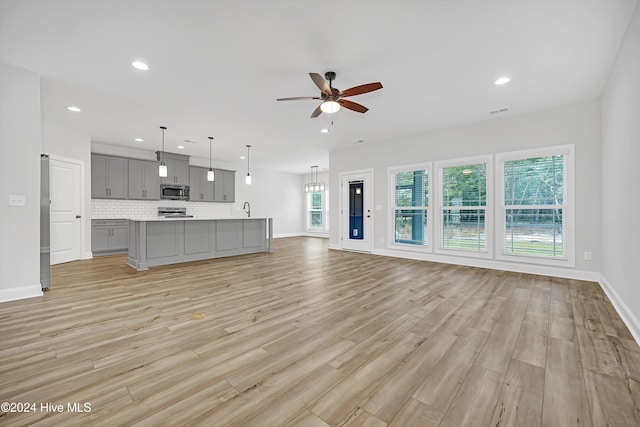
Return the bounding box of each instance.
[208,136,213,169]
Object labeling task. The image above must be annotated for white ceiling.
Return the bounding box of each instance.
[0,0,636,174]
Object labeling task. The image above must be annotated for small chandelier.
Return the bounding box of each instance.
[207,136,215,181]
[158,126,168,177]
[304,165,325,193]
[245,145,252,185]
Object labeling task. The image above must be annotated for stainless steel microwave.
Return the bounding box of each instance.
[160,184,190,200]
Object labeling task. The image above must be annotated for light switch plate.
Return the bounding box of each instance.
[9,195,25,206]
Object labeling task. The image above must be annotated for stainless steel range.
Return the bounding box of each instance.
[158,207,193,218]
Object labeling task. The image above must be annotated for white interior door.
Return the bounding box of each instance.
[50,158,82,264]
[341,170,373,252]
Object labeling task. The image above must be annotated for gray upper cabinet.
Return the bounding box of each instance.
[128,160,160,200]
[91,154,128,199]
[214,169,236,203]
[189,167,214,202]
[157,152,189,185]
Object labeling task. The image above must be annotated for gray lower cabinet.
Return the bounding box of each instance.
[214,169,236,203]
[91,154,128,199]
[127,218,272,271]
[129,159,160,200]
[189,166,214,202]
[92,219,129,255]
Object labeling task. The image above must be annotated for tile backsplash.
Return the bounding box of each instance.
[92,199,234,219]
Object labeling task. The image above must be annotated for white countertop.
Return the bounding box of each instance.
[126,216,268,221]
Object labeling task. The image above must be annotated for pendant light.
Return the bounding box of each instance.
[245,145,252,185]
[304,165,325,192]
[158,126,168,177]
[207,136,215,181]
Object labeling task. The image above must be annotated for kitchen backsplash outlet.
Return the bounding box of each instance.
[92,199,234,219]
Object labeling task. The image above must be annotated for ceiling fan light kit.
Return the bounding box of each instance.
[320,100,340,114]
[277,71,382,118]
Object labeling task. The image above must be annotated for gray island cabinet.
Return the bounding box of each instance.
[127,217,273,271]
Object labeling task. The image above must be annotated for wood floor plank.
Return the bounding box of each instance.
[583,369,640,426]
[361,331,457,423]
[570,280,625,378]
[490,359,545,427]
[1,237,639,426]
[543,337,593,427]
[412,327,487,412]
[438,364,504,427]
[475,290,529,374]
[388,398,442,427]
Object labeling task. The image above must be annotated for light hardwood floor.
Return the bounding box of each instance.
[1,237,639,426]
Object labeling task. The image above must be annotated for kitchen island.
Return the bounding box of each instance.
[127,217,273,271]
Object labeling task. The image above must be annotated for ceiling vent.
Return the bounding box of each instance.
[489,108,509,115]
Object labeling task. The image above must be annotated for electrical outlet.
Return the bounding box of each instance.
[8,195,25,206]
[583,251,592,261]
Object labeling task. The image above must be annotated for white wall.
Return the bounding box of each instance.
[330,100,602,278]
[0,63,42,301]
[601,3,640,341]
[42,119,92,259]
[91,143,305,237]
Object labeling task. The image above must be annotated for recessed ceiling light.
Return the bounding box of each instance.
[67,106,81,112]
[134,138,144,142]
[353,139,365,144]
[320,128,329,133]
[495,76,510,85]
[177,145,185,149]
[489,108,509,115]
[240,156,246,160]
[132,61,149,71]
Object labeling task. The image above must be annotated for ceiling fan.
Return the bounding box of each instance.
[277,71,383,118]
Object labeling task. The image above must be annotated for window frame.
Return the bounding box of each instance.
[388,163,433,252]
[434,155,494,259]
[495,145,575,267]
[306,190,329,232]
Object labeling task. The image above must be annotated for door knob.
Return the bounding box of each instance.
[76,215,81,218]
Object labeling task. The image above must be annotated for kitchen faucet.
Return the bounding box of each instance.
[243,201,251,217]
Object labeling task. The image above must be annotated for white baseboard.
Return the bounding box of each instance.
[599,274,640,346]
[273,232,304,238]
[371,248,600,282]
[301,232,329,239]
[328,243,341,250]
[82,251,93,260]
[0,283,43,303]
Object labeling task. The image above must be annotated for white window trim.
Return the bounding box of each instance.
[388,163,433,253]
[495,144,575,267]
[306,190,328,232]
[434,155,494,260]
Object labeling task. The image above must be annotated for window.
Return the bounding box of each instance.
[307,191,323,231]
[439,160,489,253]
[306,190,329,232]
[391,167,430,247]
[498,146,573,264]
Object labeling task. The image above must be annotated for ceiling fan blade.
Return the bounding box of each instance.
[276,96,320,101]
[338,99,369,113]
[310,104,323,118]
[340,82,383,98]
[309,73,331,95]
